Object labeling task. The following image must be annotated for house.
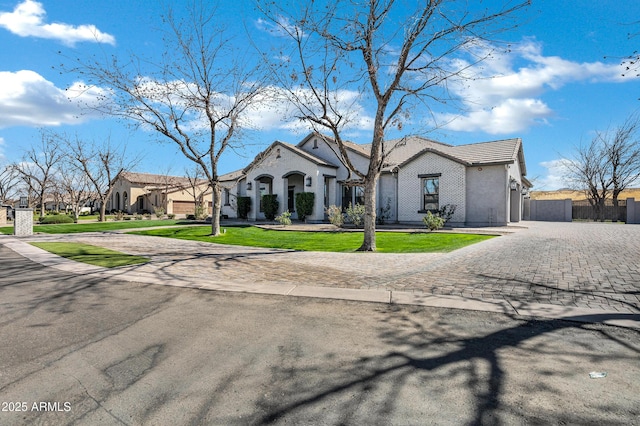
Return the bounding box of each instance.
[223,133,530,226]
[109,172,212,216]
[117,132,530,226]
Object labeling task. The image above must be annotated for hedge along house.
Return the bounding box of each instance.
[223,132,530,226]
[109,172,212,216]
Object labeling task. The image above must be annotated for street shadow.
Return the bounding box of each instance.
[473,273,640,313]
[251,306,640,425]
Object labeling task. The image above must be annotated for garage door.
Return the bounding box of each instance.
[172,201,196,215]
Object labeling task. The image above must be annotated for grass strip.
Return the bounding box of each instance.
[132,225,495,253]
[30,242,149,268]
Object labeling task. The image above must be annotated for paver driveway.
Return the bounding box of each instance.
[18,221,640,313]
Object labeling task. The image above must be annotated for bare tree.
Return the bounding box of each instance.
[184,165,209,219]
[602,115,640,221]
[0,162,20,205]
[56,157,93,222]
[621,21,639,78]
[564,114,640,222]
[258,0,529,250]
[565,139,612,221]
[14,132,64,218]
[62,134,139,222]
[66,2,268,236]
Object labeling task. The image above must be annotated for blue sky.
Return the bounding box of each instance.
[0,0,639,189]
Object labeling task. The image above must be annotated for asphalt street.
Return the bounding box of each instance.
[1,244,639,425]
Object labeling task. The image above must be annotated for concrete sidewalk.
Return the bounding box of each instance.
[3,221,639,330]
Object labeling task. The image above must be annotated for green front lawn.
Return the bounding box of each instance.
[132,225,495,253]
[0,219,182,235]
[30,242,150,268]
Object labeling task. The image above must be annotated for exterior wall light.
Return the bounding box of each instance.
[305,176,312,187]
[509,179,518,190]
[247,182,252,191]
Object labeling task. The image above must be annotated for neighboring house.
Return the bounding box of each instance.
[120,132,530,226]
[109,172,212,216]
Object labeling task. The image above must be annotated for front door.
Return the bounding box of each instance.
[288,186,295,213]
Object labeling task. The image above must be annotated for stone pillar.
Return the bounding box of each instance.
[14,208,34,236]
[628,198,637,224]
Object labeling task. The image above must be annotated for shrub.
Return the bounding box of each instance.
[377,197,392,225]
[113,211,125,221]
[39,215,75,224]
[423,211,445,231]
[154,207,165,218]
[345,203,365,227]
[295,192,315,222]
[262,194,279,221]
[237,196,251,219]
[135,214,143,220]
[326,205,344,227]
[437,204,457,224]
[168,213,176,219]
[194,204,207,220]
[276,210,292,226]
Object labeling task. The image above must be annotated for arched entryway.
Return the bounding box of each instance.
[255,175,274,219]
[282,171,305,219]
[115,192,121,211]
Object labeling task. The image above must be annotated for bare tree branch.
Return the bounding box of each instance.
[257,0,530,250]
[63,1,270,235]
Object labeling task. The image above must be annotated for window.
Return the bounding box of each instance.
[422,177,439,211]
[341,185,364,210]
[224,188,230,206]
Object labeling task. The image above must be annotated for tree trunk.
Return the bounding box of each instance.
[357,177,378,251]
[210,181,222,236]
[99,199,107,222]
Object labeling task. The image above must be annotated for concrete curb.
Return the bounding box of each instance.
[3,236,639,330]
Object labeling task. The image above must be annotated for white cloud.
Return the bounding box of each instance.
[443,98,552,134]
[242,86,374,135]
[536,159,573,190]
[0,0,115,46]
[437,39,636,134]
[0,70,106,128]
[255,17,304,39]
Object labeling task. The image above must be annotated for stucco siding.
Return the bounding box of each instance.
[465,165,508,226]
[397,153,466,223]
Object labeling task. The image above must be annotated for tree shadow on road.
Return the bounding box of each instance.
[252,306,640,425]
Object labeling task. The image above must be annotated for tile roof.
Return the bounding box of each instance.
[120,172,198,187]
[386,136,525,174]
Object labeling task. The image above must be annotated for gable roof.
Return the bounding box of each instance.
[391,136,526,175]
[120,172,203,187]
[119,171,210,194]
[243,140,339,174]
